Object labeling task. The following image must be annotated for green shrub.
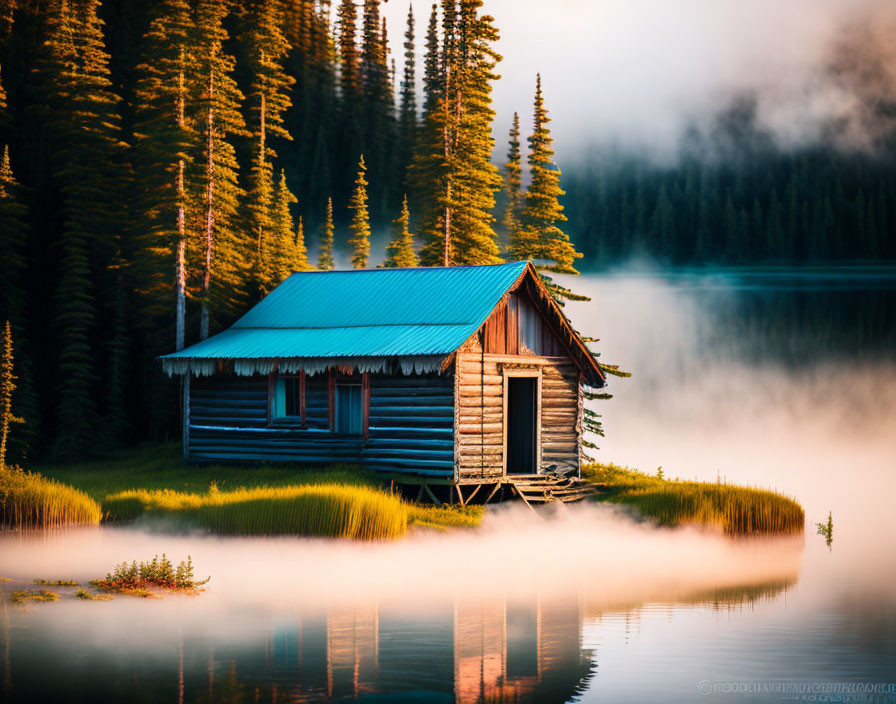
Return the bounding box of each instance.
[10,589,59,604]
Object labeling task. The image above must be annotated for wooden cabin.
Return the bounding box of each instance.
[161,261,606,503]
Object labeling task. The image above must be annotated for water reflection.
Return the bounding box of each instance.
[1,576,801,704]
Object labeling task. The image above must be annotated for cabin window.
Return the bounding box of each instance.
[334,381,363,434]
[271,375,304,425]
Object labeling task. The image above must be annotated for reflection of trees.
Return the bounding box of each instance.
[582,576,798,622]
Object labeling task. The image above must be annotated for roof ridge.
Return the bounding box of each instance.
[284,261,528,276]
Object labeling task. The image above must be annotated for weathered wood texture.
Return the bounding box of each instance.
[187,372,454,476]
[455,331,581,480]
[480,291,565,357]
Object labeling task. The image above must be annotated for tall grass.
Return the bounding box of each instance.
[104,484,409,540]
[0,465,102,529]
[582,463,804,535]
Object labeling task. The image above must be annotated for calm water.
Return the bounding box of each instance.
[2,268,895,704]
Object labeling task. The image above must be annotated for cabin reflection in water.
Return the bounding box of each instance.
[257,598,593,703]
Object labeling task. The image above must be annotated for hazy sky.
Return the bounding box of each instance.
[382,0,896,164]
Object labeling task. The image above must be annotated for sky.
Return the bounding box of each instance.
[382,0,896,164]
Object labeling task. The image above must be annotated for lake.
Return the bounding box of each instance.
[2,268,895,703]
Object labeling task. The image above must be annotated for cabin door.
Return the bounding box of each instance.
[506,376,539,474]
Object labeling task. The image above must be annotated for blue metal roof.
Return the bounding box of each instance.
[161,262,529,361]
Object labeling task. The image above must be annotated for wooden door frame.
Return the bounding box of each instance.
[502,367,542,476]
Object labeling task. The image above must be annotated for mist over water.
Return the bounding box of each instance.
[3,269,896,702]
[385,0,896,161]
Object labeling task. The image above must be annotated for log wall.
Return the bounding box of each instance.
[455,334,581,481]
[187,372,454,477]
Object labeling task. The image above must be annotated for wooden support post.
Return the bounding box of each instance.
[423,483,442,506]
[463,484,482,506]
[484,483,502,504]
[455,484,465,506]
[182,374,190,464]
[415,484,424,503]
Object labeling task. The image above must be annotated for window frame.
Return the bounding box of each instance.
[268,371,306,427]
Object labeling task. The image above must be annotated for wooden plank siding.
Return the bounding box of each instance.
[187,372,454,477]
[455,286,582,481]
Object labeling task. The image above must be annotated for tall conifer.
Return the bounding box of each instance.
[318,196,335,270]
[241,0,294,296]
[261,169,302,292]
[413,0,503,266]
[294,215,311,271]
[422,4,441,116]
[504,112,523,254]
[383,194,417,268]
[0,148,37,462]
[40,0,123,458]
[133,0,197,351]
[348,155,371,269]
[194,0,249,338]
[397,5,417,182]
[519,75,583,288]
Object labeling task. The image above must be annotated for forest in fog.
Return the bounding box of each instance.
[0,0,892,462]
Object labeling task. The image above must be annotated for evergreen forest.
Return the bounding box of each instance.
[0,0,892,461]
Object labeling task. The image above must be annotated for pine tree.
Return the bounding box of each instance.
[39,0,123,459]
[412,0,503,267]
[0,61,8,139]
[518,75,583,285]
[132,0,198,351]
[241,0,294,295]
[422,4,440,115]
[336,0,363,191]
[383,194,417,267]
[318,196,335,270]
[504,112,523,255]
[0,147,26,327]
[195,0,250,339]
[397,4,417,184]
[0,321,23,469]
[348,154,370,269]
[260,169,301,292]
[0,149,35,463]
[361,0,394,215]
[294,215,311,271]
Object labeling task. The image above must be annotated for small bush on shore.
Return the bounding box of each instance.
[92,553,209,596]
[10,589,59,604]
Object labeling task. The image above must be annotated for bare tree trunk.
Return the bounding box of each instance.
[175,62,186,352]
[442,60,452,266]
[200,65,215,341]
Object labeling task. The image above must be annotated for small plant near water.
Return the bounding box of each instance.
[816,512,834,549]
[75,588,112,601]
[91,554,209,597]
[34,578,78,586]
[583,463,805,536]
[10,589,59,604]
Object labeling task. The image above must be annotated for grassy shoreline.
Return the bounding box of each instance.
[35,444,481,538]
[582,463,805,535]
[19,445,804,538]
